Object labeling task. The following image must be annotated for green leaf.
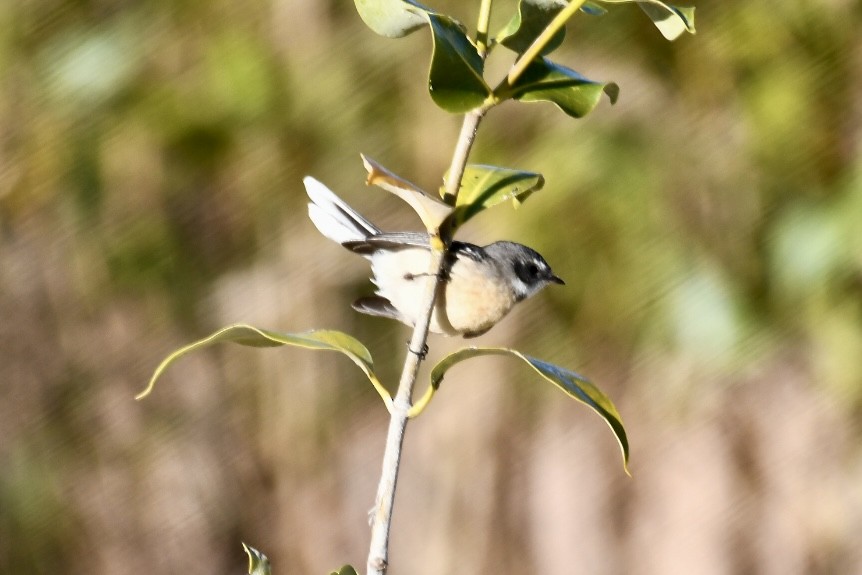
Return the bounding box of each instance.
[505,58,618,119]
[329,566,359,575]
[637,2,695,39]
[353,2,491,112]
[599,1,695,40]
[427,14,492,112]
[441,165,545,231]
[496,0,568,56]
[242,543,271,575]
[419,348,629,473]
[353,0,430,38]
[136,324,392,411]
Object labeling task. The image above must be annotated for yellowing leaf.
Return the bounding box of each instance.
[242,543,271,575]
[362,154,452,233]
[136,324,392,411]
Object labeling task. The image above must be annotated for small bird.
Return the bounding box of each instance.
[305,176,564,338]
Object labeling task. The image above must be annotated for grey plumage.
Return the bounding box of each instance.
[304,176,563,337]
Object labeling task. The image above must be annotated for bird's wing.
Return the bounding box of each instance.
[343,232,431,255]
[352,296,403,321]
[449,241,485,262]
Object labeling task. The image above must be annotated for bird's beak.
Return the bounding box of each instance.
[550,274,565,285]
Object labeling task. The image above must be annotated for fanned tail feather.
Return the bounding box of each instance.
[304,176,380,245]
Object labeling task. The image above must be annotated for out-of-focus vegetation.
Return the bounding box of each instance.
[1,0,861,573]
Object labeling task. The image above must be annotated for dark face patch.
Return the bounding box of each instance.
[513,257,548,286]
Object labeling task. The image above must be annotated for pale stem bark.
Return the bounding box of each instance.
[365,108,486,575]
[442,109,486,205]
[366,1,593,571]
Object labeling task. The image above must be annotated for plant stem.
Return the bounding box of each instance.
[476,0,494,58]
[365,108,486,575]
[442,109,486,205]
[506,0,587,86]
[365,250,443,575]
[366,5,497,566]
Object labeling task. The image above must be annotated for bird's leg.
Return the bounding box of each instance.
[406,341,429,359]
[404,252,451,359]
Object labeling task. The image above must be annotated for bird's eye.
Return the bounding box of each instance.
[514,259,546,286]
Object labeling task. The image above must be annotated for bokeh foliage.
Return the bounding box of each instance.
[1,0,861,573]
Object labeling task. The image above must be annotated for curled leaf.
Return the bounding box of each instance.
[442,164,544,231]
[242,543,271,575]
[599,0,695,40]
[353,0,430,38]
[415,347,629,474]
[362,154,452,233]
[504,58,618,118]
[136,324,392,411]
[637,2,695,39]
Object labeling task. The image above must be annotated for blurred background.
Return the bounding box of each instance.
[2,0,862,573]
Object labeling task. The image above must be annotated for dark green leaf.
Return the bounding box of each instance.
[599,1,695,40]
[242,543,271,575]
[353,2,490,112]
[425,347,629,473]
[496,0,568,56]
[353,0,430,38]
[427,14,491,112]
[329,567,359,575]
[505,58,618,118]
[441,165,544,230]
[136,324,392,410]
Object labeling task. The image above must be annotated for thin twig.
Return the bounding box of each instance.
[475,0,494,58]
[442,109,486,206]
[365,248,444,575]
[366,4,496,572]
[365,110,484,574]
[506,0,587,86]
